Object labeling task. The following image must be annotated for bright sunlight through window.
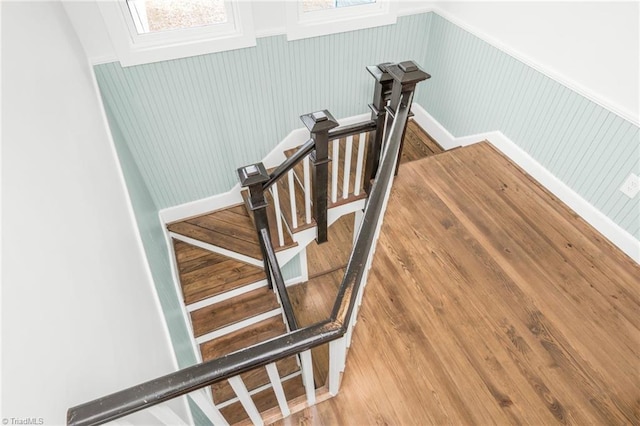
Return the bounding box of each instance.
[125,0,228,34]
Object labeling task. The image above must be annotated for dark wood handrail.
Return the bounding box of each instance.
[263,138,315,190]
[331,90,412,322]
[67,61,428,426]
[258,227,299,331]
[67,320,339,426]
[326,119,377,140]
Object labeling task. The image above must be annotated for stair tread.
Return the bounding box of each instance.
[173,240,266,305]
[168,204,263,259]
[190,287,280,338]
[219,374,306,424]
[212,356,300,405]
[200,316,288,362]
[241,190,297,251]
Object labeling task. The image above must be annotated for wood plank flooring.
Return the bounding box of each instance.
[400,119,444,162]
[278,141,640,425]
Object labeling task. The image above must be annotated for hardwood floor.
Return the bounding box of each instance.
[279,141,640,425]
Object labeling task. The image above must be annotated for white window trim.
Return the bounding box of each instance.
[97,0,256,67]
[285,0,398,41]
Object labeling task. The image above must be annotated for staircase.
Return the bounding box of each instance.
[165,130,372,422]
[67,60,431,426]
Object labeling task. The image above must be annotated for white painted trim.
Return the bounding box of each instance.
[159,184,243,224]
[328,198,366,225]
[96,0,256,67]
[228,376,264,426]
[430,9,639,127]
[285,0,398,42]
[299,350,316,406]
[298,246,310,283]
[328,337,346,396]
[265,363,291,417]
[189,391,230,426]
[165,226,203,364]
[411,103,640,263]
[195,308,282,344]
[169,232,263,267]
[186,279,269,312]
[397,3,434,17]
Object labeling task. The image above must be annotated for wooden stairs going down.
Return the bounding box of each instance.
[164,121,443,424]
[167,206,305,424]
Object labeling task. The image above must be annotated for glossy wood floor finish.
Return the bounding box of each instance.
[278,142,640,425]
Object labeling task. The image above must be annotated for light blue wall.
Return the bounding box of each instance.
[105,104,197,368]
[96,11,638,370]
[94,13,432,209]
[417,14,639,238]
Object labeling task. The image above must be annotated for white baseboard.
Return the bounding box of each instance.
[411,103,640,264]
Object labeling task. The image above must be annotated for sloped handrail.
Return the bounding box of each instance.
[263,138,315,190]
[258,227,298,331]
[66,61,429,426]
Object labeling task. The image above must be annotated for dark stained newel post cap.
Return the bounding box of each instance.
[237,162,269,187]
[300,109,339,133]
[366,62,394,83]
[387,60,431,87]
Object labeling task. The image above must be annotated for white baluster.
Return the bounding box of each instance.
[287,170,298,230]
[328,337,347,396]
[354,132,366,196]
[342,135,353,199]
[353,209,364,245]
[148,405,187,425]
[265,363,291,417]
[299,350,316,405]
[190,390,229,426]
[303,156,311,224]
[228,376,264,426]
[270,185,285,247]
[345,306,357,349]
[331,139,339,203]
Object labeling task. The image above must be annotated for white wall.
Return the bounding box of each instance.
[434,1,639,125]
[1,2,185,423]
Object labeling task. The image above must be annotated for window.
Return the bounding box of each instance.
[98,0,255,66]
[286,0,397,41]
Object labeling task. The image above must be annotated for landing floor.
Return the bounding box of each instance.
[281,142,640,425]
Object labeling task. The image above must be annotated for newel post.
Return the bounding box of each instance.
[301,110,339,244]
[237,163,273,288]
[386,61,431,174]
[364,63,394,194]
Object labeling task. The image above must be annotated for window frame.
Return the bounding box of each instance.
[97,0,256,67]
[285,0,398,41]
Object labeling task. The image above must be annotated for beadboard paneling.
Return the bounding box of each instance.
[94,13,432,210]
[106,105,197,368]
[417,14,639,238]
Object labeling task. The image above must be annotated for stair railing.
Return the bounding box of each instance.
[66,61,429,426]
